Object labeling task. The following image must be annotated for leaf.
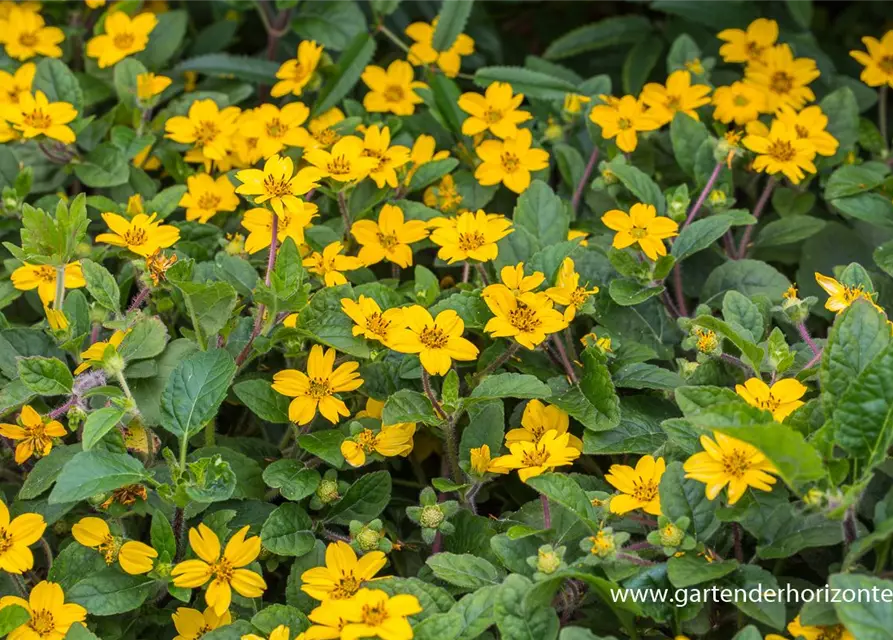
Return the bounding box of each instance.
[314,33,376,115]
[292,0,365,51]
[432,0,474,51]
[169,279,238,344]
[468,373,552,403]
[659,461,719,541]
[605,158,666,215]
[608,279,665,307]
[577,348,621,431]
[450,585,500,640]
[234,379,291,424]
[722,291,763,342]
[202,621,255,640]
[18,356,73,396]
[543,16,653,60]
[755,216,827,248]
[459,400,505,469]
[118,316,168,362]
[473,67,577,101]
[67,569,154,615]
[263,460,320,501]
[73,144,130,188]
[724,565,785,629]
[297,430,345,469]
[408,158,459,193]
[702,259,791,304]
[251,604,310,636]
[819,87,859,165]
[324,470,391,524]
[622,38,664,96]
[692,315,763,373]
[526,473,597,532]
[261,503,315,557]
[139,10,188,69]
[512,180,570,247]
[49,450,147,504]
[159,349,237,439]
[173,54,278,83]
[34,58,83,111]
[494,574,560,640]
[0,605,29,636]
[18,444,79,499]
[299,285,370,358]
[426,553,501,590]
[612,363,684,390]
[80,259,120,313]
[82,407,125,451]
[824,165,887,200]
[670,113,710,178]
[716,424,825,489]
[832,192,893,228]
[667,554,738,588]
[831,573,893,640]
[382,389,439,426]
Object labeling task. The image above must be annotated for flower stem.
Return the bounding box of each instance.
[173,507,185,561]
[127,287,151,313]
[114,370,135,405]
[684,161,724,228]
[541,494,552,529]
[732,522,744,563]
[54,265,66,310]
[736,176,776,259]
[881,85,889,155]
[236,212,279,367]
[803,349,823,371]
[473,263,490,286]
[444,414,462,485]
[421,368,446,419]
[797,322,821,357]
[462,262,470,283]
[571,146,599,212]
[551,334,578,384]
[377,23,411,53]
[472,341,520,385]
[338,191,351,239]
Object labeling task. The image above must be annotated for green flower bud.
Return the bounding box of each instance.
[316,479,340,504]
[356,527,382,552]
[535,546,563,575]
[659,522,685,548]
[419,505,444,529]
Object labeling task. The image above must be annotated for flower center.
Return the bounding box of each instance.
[113,32,135,50]
[24,108,52,130]
[28,610,55,637]
[484,107,503,124]
[746,41,764,60]
[721,449,751,479]
[361,149,388,172]
[508,302,542,333]
[570,287,589,308]
[817,626,846,640]
[124,227,149,247]
[360,603,388,626]
[794,124,809,139]
[0,529,14,555]
[210,557,234,583]
[308,377,332,399]
[197,193,221,210]
[376,232,399,250]
[419,326,449,349]
[383,85,405,103]
[291,63,307,80]
[632,479,658,503]
[97,534,119,564]
[457,231,486,252]
[18,32,38,47]
[881,56,893,74]
[767,140,796,162]
[617,117,632,130]
[365,312,390,338]
[769,71,794,94]
[263,175,292,198]
[330,574,360,599]
[327,155,353,176]
[35,265,56,282]
[314,129,339,147]
[630,227,648,239]
[356,430,376,452]
[500,152,520,173]
[195,120,221,146]
[666,95,681,111]
[733,94,750,106]
[265,118,284,139]
[521,444,549,467]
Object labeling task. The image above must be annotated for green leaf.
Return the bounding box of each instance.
[511,181,570,249]
[722,290,763,342]
[667,554,738,588]
[68,569,154,615]
[34,58,83,111]
[473,67,577,101]
[173,54,278,83]
[73,144,130,188]
[292,0,365,51]
[692,314,762,373]
[429,291,492,330]
[427,72,466,136]
[82,407,125,451]
[608,279,665,306]
[314,33,376,115]
[494,574,559,640]
[18,444,79,499]
[716,424,825,489]
[408,158,459,193]
[432,0,473,51]
[831,573,893,640]
[0,604,29,636]
[824,164,888,200]
[79,258,120,313]
[251,604,309,637]
[18,356,73,396]
[169,278,238,344]
[526,473,598,531]
[659,461,719,540]
[261,503,315,557]
[150,511,176,560]
[383,389,439,426]
[449,585,500,640]
[297,430,345,469]
[299,285,370,358]
[702,259,791,304]
[670,113,710,178]
[426,553,501,590]
[832,192,893,228]
[819,87,859,165]
[263,460,320,501]
[612,363,684,390]
[622,38,664,95]
[459,400,505,469]
[324,470,391,524]
[723,565,785,629]
[118,316,169,362]
[576,347,620,431]
[469,373,552,403]
[49,450,147,504]
[159,349,237,439]
[755,216,827,248]
[234,379,291,424]
[605,158,666,215]
[202,622,255,640]
[543,16,653,60]
[139,10,188,69]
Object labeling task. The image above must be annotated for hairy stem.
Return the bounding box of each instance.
[127,287,151,313]
[881,85,889,154]
[552,334,578,384]
[338,191,351,239]
[473,263,490,286]
[684,161,724,228]
[236,212,279,367]
[541,494,552,529]
[421,369,446,419]
[571,146,599,212]
[736,176,776,259]
[472,341,520,384]
[797,322,821,357]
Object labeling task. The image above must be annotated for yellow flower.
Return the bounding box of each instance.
[771,105,839,157]
[235,153,319,217]
[74,328,128,375]
[474,128,549,194]
[490,430,581,483]
[506,399,582,450]
[351,203,428,268]
[429,209,513,264]
[0,405,65,465]
[3,90,77,144]
[458,82,532,139]
[272,345,363,425]
[483,262,545,298]
[815,272,876,313]
[601,203,679,261]
[545,257,599,321]
[711,81,765,126]
[165,98,241,162]
[304,135,375,184]
[179,173,239,223]
[340,295,404,347]
[145,249,177,286]
[641,70,711,125]
[173,607,232,640]
[694,327,718,353]
[359,125,410,189]
[563,93,591,115]
[482,289,568,349]
[851,31,893,89]
[423,173,463,213]
[405,134,450,185]
[171,524,267,615]
[241,204,317,255]
[605,455,666,516]
[787,615,854,640]
[136,72,171,101]
[305,599,348,640]
[0,63,35,105]
[11,261,84,305]
[86,11,157,68]
[303,107,345,150]
[0,581,86,640]
[43,304,68,330]
[341,422,416,467]
[735,377,807,422]
[742,119,817,185]
[389,306,479,376]
[0,499,45,574]
[470,444,505,476]
[132,143,161,170]
[717,18,778,64]
[588,530,616,557]
[745,43,820,112]
[302,241,364,287]
[243,102,310,159]
[589,95,661,153]
[340,588,422,640]
[96,212,180,257]
[405,19,474,78]
[568,229,589,246]
[242,624,293,640]
[71,517,158,574]
[271,39,323,98]
[361,60,426,116]
[683,432,778,505]
[301,541,387,601]
[2,7,64,61]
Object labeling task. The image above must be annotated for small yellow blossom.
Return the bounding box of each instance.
[735,377,807,422]
[605,455,665,516]
[179,173,239,223]
[712,81,765,125]
[458,81,532,139]
[589,95,661,153]
[2,7,64,61]
[429,209,513,264]
[165,98,241,162]
[717,18,778,64]
[744,43,820,112]
[851,31,893,89]
[641,70,711,125]
[0,405,66,465]
[303,241,364,287]
[241,205,317,255]
[390,306,479,376]
[474,128,549,194]
[489,430,581,483]
[96,212,180,257]
[0,581,86,640]
[4,90,77,144]
[235,153,319,217]
[86,11,157,68]
[406,19,474,78]
[361,59,427,116]
[300,541,387,601]
[11,261,85,305]
[303,135,378,184]
[271,39,323,98]
[684,432,778,505]
[545,257,599,320]
[75,329,128,375]
[136,72,171,101]
[351,203,428,268]
[601,203,679,261]
[172,607,232,640]
[743,119,817,185]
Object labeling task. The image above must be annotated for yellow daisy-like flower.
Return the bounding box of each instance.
[605,455,666,516]
[601,203,679,261]
[351,203,428,268]
[489,430,581,483]
[96,212,180,257]
[303,135,377,184]
[86,11,157,68]
[301,541,387,601]
[389,306,479,376]
[711,81,765,126]
[744,43,820,112]
[423,174,464,214]
[234,153,319,217]
[814,272,876,314]
[340,588,422,640]
[165,98,241,162]
[0,405,66,465]
[735,377,807,422]
[305,599,349,640]
[474,128,549,194]
[341,422,416,468]
[0,63,35,105]
[850,31,893,89]
[340,296,404,347]
[271,39,323,98]
[589,95,662,153]
[563,93,591,115]
[361,59,427,116]
[4,90,77,144]
[742,119,817,185]
[482,289,568,349]
[136,72,171,101]
[302,241,364,287]
[171,524,267,615]
[458,81,532,139]
[242,102,309,159]
[272,344,363,425]
[71,517,157,574]
[172,607,232,640]
[0,499,45,574]
[787,615,854,640]
[405,134,450,185]
[545,257,599,321]
[359,125,410,189]
[0,581,86,640]
[641,70,711,125]
[11,261,84,305]
[683,432,778,505]
[506,399,582,450]
[717,18,778,64]
[483,262,545,299]
[179,173,240,223]
[241,204,317,255]
[771,104,839,157]
[2,7,64,61]
[303,107,345,150]
[429,209,513,264]
[405,19,474,78]
[74,329,128,375]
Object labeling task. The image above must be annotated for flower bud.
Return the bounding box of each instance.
[316,479,340,504]
[419,505,444,529]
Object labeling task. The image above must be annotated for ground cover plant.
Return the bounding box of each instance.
[1,0,893,638]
